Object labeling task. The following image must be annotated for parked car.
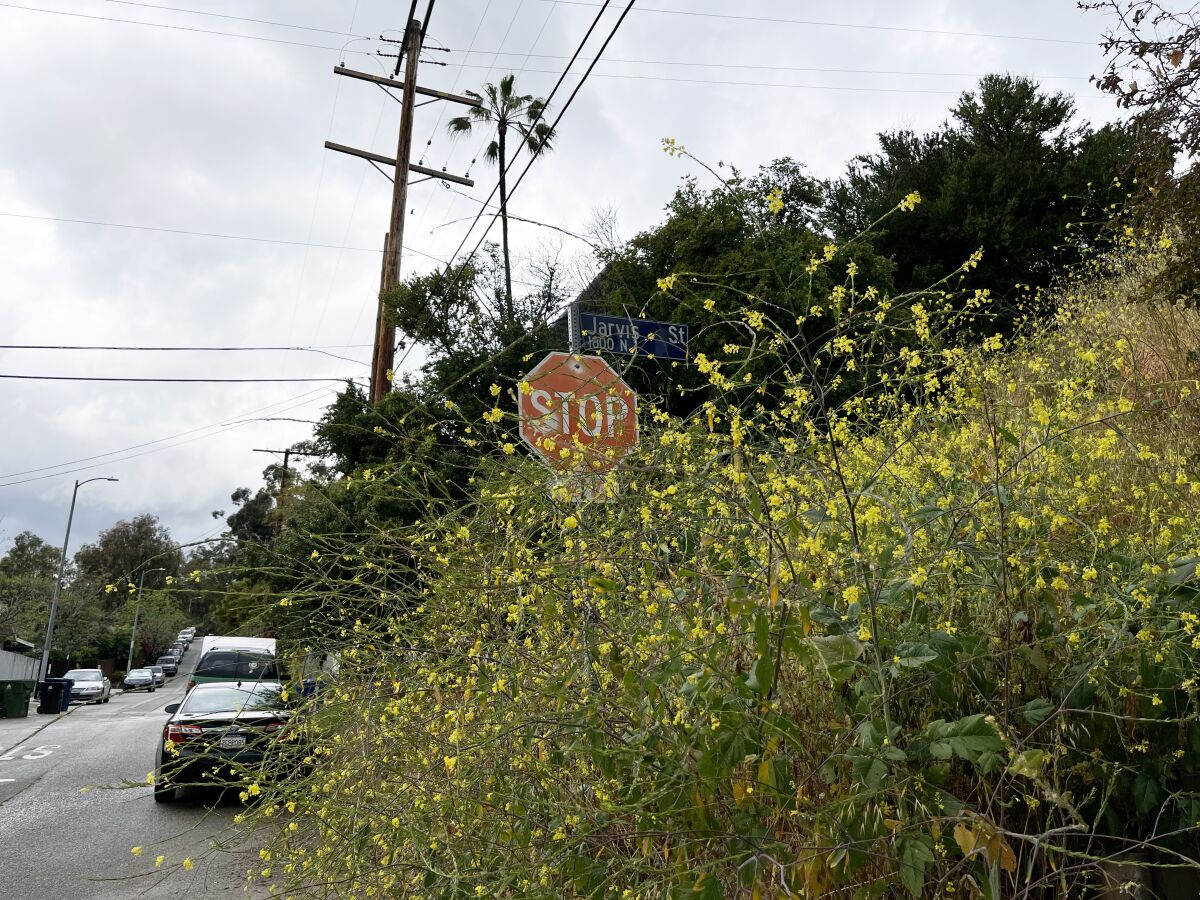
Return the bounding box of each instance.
[147,665,166,686]
[123,669,156,692]
[190,647,280,689]
[170,641,186,656]
[63,668,111,704]
[153,682,295,803]
[156,655,179,677]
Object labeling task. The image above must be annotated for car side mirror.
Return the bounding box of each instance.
[164,703,180,714]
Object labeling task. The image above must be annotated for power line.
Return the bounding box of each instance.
[534,0,1097,46]
[0,344,370,350]
[0,374,361,383]
[0,210,451,260]
[0,2,378,53]
[100,0,371,39]
[443,65,960,96]
[428,0,620,308]
[433,1,637,302]
[448,51,1090,81]
[0,386,333,481]
[0,343,370,366]
[0,388,338,488]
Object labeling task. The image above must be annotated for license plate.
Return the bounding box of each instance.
[218,735,246,750]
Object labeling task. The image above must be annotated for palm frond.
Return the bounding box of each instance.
[483,140,500,164]
[447,116,473,135]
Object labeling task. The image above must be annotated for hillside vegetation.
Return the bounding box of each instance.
[235,211,1200,898]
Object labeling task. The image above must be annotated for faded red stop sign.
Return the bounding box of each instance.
[518,351,638,472]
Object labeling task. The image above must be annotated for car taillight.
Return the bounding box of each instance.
[262,720,286,734]
[164,723,203,743]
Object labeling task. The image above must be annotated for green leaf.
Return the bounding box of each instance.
[745,652,774,695]
[809,633,864,682]
[923,714,1004,770]
[754,610,770,655]
[1023,698,1056,725]
[1133,773,1165,816]
[850,750,888,790]
[898,835,934,898]
[893,641,938,668]
[1008,749,1046,779]
[587,575,619,593]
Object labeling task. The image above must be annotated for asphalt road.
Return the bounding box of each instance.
[0,652,267,900]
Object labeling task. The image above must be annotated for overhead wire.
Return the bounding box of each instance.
[285,0,364,377]
[423,0,617,311]
[428,0,635,306]
[0,374,362,383]
[533,0,1097,46]
[0,389,340,488]
[0,385,335,482]
[445,51,1091,81]
[0,1,380,53]
[420,0,559,278]
[0,343,371,367]
[99,0,371,39]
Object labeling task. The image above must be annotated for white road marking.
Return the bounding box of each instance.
[0,745,59,761]
[0,778,15,783]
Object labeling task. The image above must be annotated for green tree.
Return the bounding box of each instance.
[73,515,182,608]
[822,74,1143,330]
[0,531,60,640]
[448,75,555,319]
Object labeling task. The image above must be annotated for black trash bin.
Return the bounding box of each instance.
[37,678,73,714]
[37,680,61,714]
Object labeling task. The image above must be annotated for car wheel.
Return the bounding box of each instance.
[149,686,155,693]
[102,696,110,703]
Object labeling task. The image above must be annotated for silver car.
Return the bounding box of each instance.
[63,668,111,704]
[147,665,166,686]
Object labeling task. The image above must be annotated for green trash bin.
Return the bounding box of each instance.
[0,681,30,718]
[10,681,33,718]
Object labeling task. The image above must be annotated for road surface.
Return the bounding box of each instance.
[0,652,265,900]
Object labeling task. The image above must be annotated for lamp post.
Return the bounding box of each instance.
[125,567,166,675]
[38,477,118,684]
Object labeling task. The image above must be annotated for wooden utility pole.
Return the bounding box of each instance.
[252,447,322,533]
[325,11,478,405]
[371,16,422,405]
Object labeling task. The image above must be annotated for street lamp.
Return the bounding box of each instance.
[125,567,167,675]
[38,477,118,684]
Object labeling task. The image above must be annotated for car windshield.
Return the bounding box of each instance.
[195,650,278,680]
[181,687,285,716]
[64,670,101,681]
[128,669,150,676]
[157,657,175,664]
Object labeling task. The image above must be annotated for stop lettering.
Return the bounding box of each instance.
[517,352,638,472]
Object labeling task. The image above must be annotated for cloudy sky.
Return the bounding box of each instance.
[0,0,1125,556]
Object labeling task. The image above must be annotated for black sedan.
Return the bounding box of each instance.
[153,682,292,803]
[122,668,156,692]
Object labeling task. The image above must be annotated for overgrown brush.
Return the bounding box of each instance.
[222,207,1200,898]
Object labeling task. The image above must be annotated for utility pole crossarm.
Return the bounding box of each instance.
[324,141,474,187]
[332,66,481,107]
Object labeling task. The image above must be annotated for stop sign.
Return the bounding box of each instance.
[518,351,638,472]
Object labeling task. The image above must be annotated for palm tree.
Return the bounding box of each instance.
[448,75,554,321]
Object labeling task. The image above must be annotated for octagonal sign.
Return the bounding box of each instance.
[518,351,638,473]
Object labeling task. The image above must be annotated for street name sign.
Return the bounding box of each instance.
[577,311,688,361]
[518,351,638,474]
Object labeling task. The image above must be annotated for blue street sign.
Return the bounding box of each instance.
[577,311,689,361]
